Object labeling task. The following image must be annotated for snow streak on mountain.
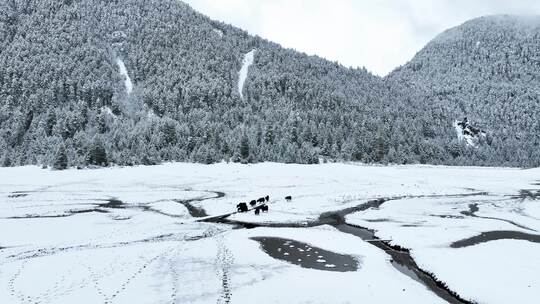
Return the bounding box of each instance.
[238,49,256,100]
[116,58,133,95]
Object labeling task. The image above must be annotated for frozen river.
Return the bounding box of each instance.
[0,163,539,303]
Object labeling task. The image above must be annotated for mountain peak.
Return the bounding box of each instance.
[433,14,540,44]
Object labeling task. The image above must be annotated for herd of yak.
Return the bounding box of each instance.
[236,195,292,215]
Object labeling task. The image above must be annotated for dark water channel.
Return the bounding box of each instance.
[461,203,536,231]
[334,223,469,304]
[451,230,540,248]
[6,188,486,303]
[173,191,225,217]
[209,195,476,304]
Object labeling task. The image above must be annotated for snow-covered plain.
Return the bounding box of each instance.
[0,163,539,303]
[346,195,540,304]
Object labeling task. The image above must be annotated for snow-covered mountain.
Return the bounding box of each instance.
[0,1,538,167]
[387,15,540,166]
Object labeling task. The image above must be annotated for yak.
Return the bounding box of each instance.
[265,195,269,202]
[257,197,265,203]
[261,205,269,212]
[237,202,248,212]
[285,195,292,202]
[249,200,257,206]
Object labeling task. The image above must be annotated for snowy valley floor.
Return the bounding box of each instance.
[0,163,539,304]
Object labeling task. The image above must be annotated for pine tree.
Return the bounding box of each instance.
[53,144,68,170]
[240,134,250,160]
[264,125,274,144]
[86,139,108,166]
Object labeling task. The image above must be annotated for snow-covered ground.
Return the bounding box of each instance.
[237,49,255,99]
[0,163,538,303]
[346,195,540,304]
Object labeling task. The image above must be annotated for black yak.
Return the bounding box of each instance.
[265,195,269,202]
[249,200,257,206]
[285,196,292,202]
[237,203,248,212]
[261,205,269,212]
[254,208,260,215]
[257,197,265,203]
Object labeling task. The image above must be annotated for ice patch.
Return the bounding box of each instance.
[116,58,133,94]
[238,49,256,100]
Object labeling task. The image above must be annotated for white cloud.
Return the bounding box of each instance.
[183,0,540,76]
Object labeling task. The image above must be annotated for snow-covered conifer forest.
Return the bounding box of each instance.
[1,1,540,167]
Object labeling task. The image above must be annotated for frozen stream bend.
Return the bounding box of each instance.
[203,193,489,304]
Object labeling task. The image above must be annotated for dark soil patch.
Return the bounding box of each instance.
[97,199,125,209]
[431,214,465,219]
[7,208,109,219]
[460,203,479,217]
[8,193,28,198]
[365,218,392,222]
[513,189,540,200]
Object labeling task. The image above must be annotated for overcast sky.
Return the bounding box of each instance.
[183,0,540,76]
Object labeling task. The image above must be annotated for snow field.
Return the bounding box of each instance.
[1,162,539,303]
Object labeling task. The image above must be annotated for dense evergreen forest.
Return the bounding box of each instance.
[388,15,540,167]
[0,1,539,168]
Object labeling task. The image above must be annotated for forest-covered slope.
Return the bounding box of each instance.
[0,1,538,167]
[387,15,540,167]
